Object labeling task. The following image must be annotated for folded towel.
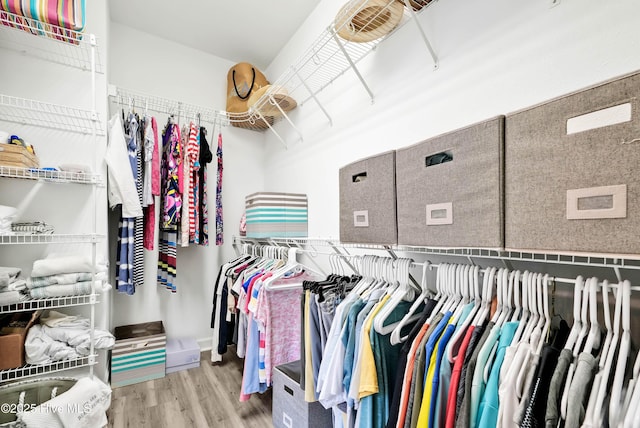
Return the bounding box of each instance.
[31,255,94,278]
[27,272,93,289]
[0,290,27,306]
[19,376,112,428]
[3,279,26,291]
[11,222,55,235]
[28,280,110,299]
[29,282,92,299]
[41,310,90,328]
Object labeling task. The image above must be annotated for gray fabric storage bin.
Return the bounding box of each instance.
[396,116,505,248]
[339,151,397,244]
[272,361,332,428]
[505,71,640,254]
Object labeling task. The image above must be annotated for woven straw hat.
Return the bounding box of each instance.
[334,0,404,43]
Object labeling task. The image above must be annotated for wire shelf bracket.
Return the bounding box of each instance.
[401,0,439,69]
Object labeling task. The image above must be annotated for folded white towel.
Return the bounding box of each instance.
[27,272,93,289]
[3,279,26,291]
[31,255,95,278]
[41,310,90,328]
[19,376,111,428]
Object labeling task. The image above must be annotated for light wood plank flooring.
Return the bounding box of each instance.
[107,349,272,428]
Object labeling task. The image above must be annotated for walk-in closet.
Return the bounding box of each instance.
[0,0,639,427]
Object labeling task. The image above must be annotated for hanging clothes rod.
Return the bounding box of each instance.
[110,86,228,128]
[551,276,640,292]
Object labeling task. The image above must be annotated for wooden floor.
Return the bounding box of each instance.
[107,349,272,428]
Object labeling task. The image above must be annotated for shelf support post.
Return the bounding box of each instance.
[330,32,375,103]
[251,108,289,148]
[293,67,333,126]
[402,0,439,69]
[268,94,304,142]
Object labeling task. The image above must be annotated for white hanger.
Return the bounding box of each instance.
[582,277,601,355]
[447,264,467,323]
[390,262,431,345]
[471,266,494,327]
[563,276,585,351]
[495,268,511,328]
[511,270,531,344]
[591,280,620,425]
[374,258,414,335]
[509,270,522,323]
[609,280,631,428]
[447,265,481,363]
[425,263,446,325]
[561,276,592,419]
[535,274,551,355]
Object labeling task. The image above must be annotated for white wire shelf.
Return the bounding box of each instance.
[0,94,104,135]
[232,236,640,271]
[0,165,101,185]
[112,87,218,126]
[0,356,95,384]
[0,234,104,245]
[0,294,97,315]
[0,10,103,73]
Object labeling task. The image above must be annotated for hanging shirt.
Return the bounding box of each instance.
[445,325,476,428]
[180,124,191,247]
[105,114,142,218]
[161,123,182,228]
[198,128,213,245]
[469,323,501,428]
[476,321,519,428]
[387,299,437,428]
[215,132,223,245]
[455,321,491,428]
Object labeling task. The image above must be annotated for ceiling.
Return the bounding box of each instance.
[109,0,321,70]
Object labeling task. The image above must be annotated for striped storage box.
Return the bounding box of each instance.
[245,192,308,238]
[111,321,166,388]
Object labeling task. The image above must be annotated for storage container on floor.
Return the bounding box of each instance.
[395,116,505,248]
[165,337,200,374]
[339,150,397,244]
[272,361,332,428]
[111,321,166,388]
[505,71,640,254]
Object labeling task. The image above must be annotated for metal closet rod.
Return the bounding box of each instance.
[289,247,640,291]
[112,87,226,128]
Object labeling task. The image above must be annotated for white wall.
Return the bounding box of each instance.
[263,0,640,239]
[108,23,266,349]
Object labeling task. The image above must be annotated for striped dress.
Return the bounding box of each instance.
[158,123,181,293]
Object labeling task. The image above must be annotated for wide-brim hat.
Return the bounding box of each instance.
[247,85,298,117]
[334,0,404,43]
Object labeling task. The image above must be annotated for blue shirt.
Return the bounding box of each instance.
[476,321,519,428]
